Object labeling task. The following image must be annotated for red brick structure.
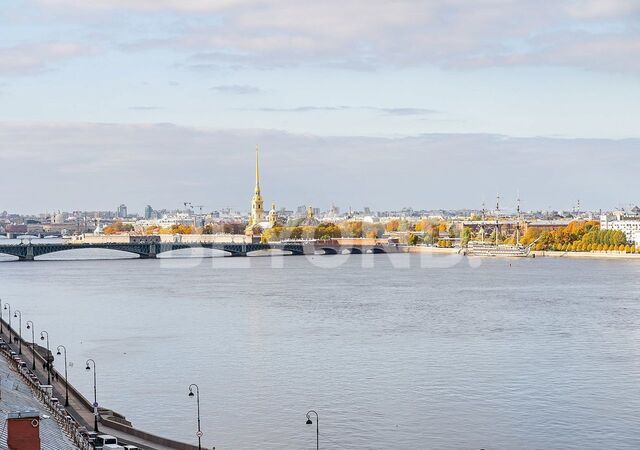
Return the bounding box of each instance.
[7,411,41,450]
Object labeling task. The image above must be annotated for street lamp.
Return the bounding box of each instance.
[56,345,69,407]
[85,359,99,432]
[40,330,51,385]
[306,410,319,450]
[0,297,3,335]
[26,321,35,370]
[3,303,11,343]
[13,310,22,354]
[188,384,202,450]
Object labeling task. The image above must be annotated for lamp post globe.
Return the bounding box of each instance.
[13,310,22,354]
[56,345,69,407]
[26,321,35,370]
[305,410,319,450]
[85,359,98,432]
[39,331,51,385]
[3,303,11,343]
[188,384,202,450]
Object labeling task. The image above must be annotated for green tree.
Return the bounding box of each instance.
[461,227,472,247]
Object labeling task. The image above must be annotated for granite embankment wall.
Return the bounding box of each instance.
[0,317,199,450]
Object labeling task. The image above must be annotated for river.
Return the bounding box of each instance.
[0,246,639,449]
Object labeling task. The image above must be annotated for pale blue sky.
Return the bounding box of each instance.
[1,1,639,213]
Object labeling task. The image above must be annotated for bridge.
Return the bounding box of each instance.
[0,241,399,261]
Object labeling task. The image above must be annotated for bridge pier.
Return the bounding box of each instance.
[25,245,34,261]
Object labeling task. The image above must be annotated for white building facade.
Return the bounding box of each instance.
[600,209,640,244]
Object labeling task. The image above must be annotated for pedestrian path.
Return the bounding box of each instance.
[0,321,198,450]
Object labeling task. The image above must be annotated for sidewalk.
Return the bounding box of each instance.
[0,322,199,450]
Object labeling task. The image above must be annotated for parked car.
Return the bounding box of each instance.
[94,434,118,449]
[123,446,141,450]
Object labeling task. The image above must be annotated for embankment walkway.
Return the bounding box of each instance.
[0,318,199,450]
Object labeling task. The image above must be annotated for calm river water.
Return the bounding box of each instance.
[0,246,639,449]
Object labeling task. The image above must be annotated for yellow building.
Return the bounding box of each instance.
[246,145,278,236]
[249,144,264,226]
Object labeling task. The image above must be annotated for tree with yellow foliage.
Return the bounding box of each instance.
[103,220,134,235]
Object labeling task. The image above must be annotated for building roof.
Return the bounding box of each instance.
[0,356,78,449]
[7,410,40,419]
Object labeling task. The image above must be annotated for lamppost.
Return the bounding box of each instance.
[188,384,202,450]
[0,297,3,335]
[85,359,99,432]
[26,321,35,370]
[40,331,51,385]
[13,310,22,354]
[306,410,319,450]
[56,345,69,407]
[3,303,11,343]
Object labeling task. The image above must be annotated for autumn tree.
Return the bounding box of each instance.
[103,220,133,235]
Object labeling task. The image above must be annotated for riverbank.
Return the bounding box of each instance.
[0,317,199,450]
[531,250,640,259]
[405,245,459,254]
[405,245,640,260]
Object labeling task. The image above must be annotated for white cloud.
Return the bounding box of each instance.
[129,106,163,111]
[0,121,638,212]
[564,0,640,19]
[34,0,640,74]
[210,84,262,94]
[251,106,438,116]
[37,0,248,12]
[0,42,90,75]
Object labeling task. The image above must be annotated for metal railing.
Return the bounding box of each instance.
[0,327,92,450]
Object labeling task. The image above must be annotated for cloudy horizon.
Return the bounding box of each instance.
[1,1,639,213]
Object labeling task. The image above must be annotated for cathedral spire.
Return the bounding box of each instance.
[248,144,265,228]
[255,144,261,195]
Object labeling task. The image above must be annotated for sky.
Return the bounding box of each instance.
[1,0,639,214]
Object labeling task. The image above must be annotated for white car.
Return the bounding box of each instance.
[94,434,118,449]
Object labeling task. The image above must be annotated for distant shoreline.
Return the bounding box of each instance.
[406,246,460,254]
[531,250,640,260]
[406,246,640,260]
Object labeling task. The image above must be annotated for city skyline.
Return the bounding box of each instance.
[3,3,640,450]
[1,1,640,212]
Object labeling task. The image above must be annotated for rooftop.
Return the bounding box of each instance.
[0,352,77,449]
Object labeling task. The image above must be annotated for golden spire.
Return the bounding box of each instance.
[255,144,261,194]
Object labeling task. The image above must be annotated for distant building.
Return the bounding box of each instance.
[268,203,279,228]
[248,145,265,227]
[245,145,278,237]
[117,204,128,218]
[144,205,154,220]
[601,208,640,243]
